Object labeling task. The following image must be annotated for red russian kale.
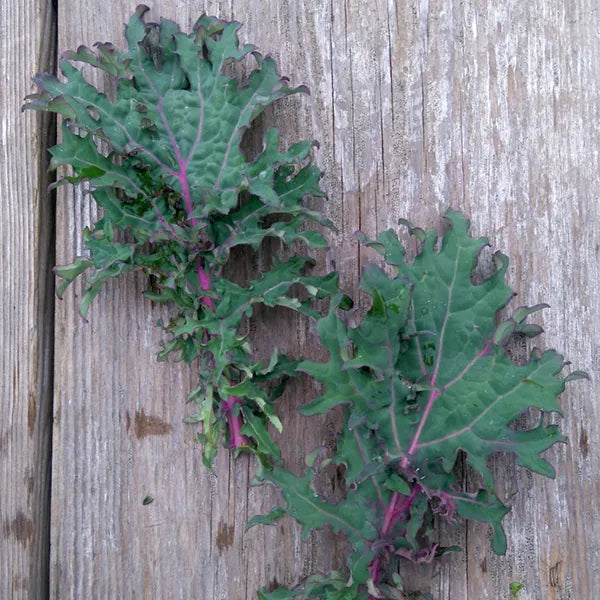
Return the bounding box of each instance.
[256,211,586,599]
[24,5,337,467]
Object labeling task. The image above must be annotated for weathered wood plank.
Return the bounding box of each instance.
[0,0,56,597]
[49,1,598,599]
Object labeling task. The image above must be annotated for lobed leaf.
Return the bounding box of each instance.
[25,7,336,467]
[261,210,582,598]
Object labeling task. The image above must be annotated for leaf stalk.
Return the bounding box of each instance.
[368,484,421,595]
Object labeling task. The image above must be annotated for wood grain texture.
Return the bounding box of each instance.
[0,0,56,598]
[45,1,599,599]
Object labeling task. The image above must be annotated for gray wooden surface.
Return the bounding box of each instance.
[1,0,55,597]
[2,1,598,599]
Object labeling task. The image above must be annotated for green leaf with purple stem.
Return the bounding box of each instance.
[24,7,337,467]
[259,210,584,598]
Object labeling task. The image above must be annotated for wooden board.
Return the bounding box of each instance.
[0,0,56,598]
[12,0,600,598]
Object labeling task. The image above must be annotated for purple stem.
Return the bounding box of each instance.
[197,263,214,311]
[368,485,421,595]
[197,262,248,449]
[222,396,249,448]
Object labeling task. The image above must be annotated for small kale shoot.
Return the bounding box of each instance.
[256,211,586,599]
[24,5,337,467]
